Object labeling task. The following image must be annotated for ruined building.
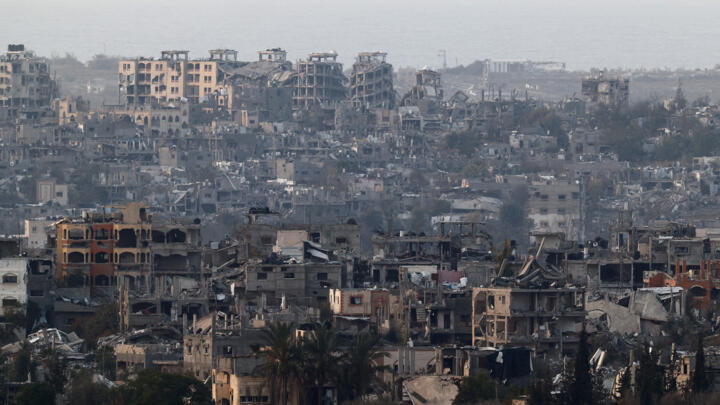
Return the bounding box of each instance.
[220,48,295,126]
[350,52,395,109]
[55,203,151,296]
[118,49,240,106]
[119,216,205,331]
[472,259,586,357]
[581,72,630,108]
[0,44,55,122]
[400,68,444,113]
[293,52,346,110]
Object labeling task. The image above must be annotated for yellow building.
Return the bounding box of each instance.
[119,49,238,106]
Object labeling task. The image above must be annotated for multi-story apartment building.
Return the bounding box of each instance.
[0,44,55,121]
[118,49,239,106]
[528,178,582,241]
[293,52,346,110]
[55,203,151,295]
[98,100,190,137]
[471,285,586,357]
[0,258,28,316]
[350,52,395,109]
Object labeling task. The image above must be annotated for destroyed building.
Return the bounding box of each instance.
[370,232,458,287]
[0,258,28,316]
[349,52,395,109]
[400,68,444,115]
[244,249,343,304]
[472,258,586,357]
[220,48,295,126]
[0,44,55,122]
[293,52,346,110]
[183,313,265,381]
[119,216,205,331]
[581,72,629,108]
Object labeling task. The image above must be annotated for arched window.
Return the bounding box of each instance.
[95,252,109,264]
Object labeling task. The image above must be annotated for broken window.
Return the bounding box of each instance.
[152,230,165,243]
[2,298,18,308]
[316,273,328,280]
[94,228,109,240]
[2,274,16,283]
[167,229,187,243]
[68,252,85,264]
[95,275,109,286]
[117,229,137,248]
[350,296,362,305]
[95,252,109,263]
[68,228,85,240]
[385,269,399,282]
[488,295,495,309]
[257,272,267,280]
[284,273,295,279]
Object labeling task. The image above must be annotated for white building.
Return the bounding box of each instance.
[23,219,52,249]
[0,259,28,316]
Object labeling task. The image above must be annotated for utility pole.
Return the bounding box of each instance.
[438,50,447,70]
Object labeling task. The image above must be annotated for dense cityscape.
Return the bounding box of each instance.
[1,31,720,405]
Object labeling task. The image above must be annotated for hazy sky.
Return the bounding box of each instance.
[1,0,717,70]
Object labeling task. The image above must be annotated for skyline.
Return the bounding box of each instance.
[1,0,718,70]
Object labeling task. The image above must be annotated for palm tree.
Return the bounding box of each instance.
[255,322,301,405]
[340,334,390,401]
[300,325,339,404]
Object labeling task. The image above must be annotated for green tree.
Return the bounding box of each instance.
[300,326,339,404]
[528,361,554,405]
[255,322,301,404]
[338,334,389,401]
[636,343,664,405]
[96,345,117,380]
[67,370,111,405]
[113,370,210,405]
[691,335,709,393]
[41,350,66,393]
[70,303,118,347]
[571,325,593,405]
[15,381,55,405]
[9,343,35,382]
[452,373,496,404]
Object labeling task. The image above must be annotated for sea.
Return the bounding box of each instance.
[0,0,718,71]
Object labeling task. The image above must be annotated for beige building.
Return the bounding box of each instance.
[329,288,398,325]
[98,100,189,137]
[36,178,69,206]
[528,178,581,241]
[119,49,238,106]
[472,286,586,356]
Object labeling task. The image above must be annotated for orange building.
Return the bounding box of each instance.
[646,259,720,311]
[55,203,151,296]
